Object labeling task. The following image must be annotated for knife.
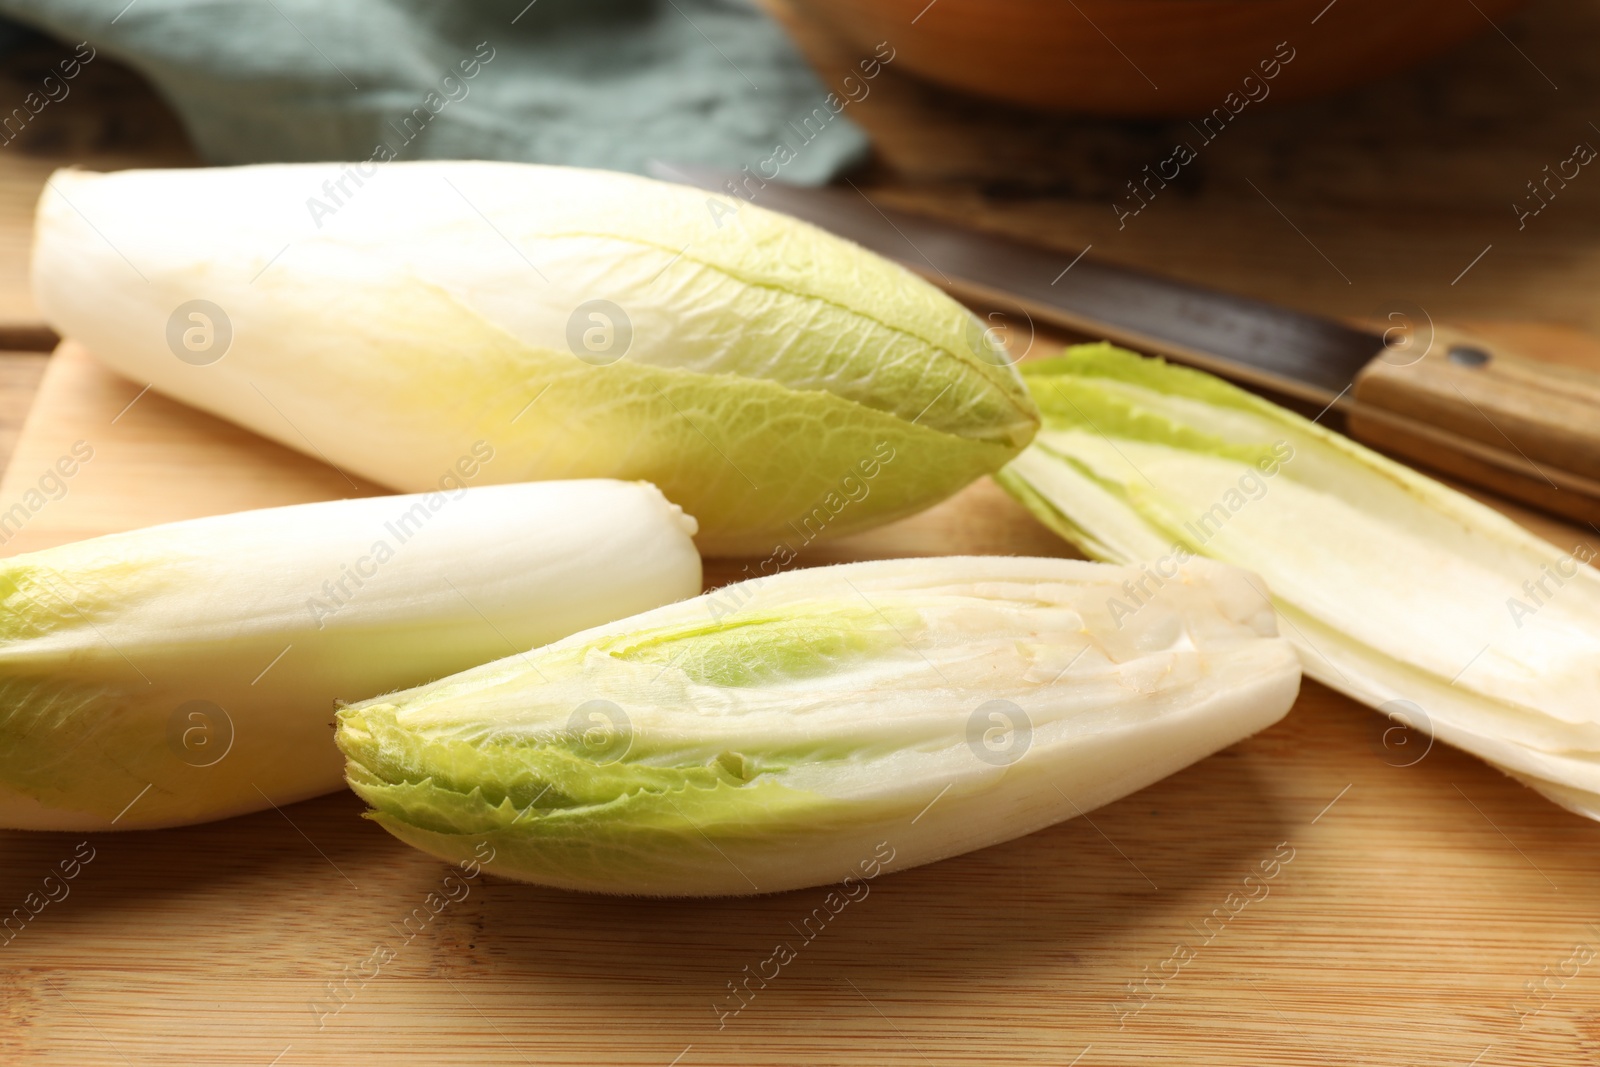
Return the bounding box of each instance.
[653,163,1600,526]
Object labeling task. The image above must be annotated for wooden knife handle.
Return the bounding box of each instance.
[1348,323,1600,526]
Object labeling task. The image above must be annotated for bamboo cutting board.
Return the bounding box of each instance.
[1,341,1599,1067]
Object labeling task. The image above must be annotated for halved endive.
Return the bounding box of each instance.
[0,480,700,831]
[31,162,1039,556]
[997,343,1600,817]
[336,556,1300,896]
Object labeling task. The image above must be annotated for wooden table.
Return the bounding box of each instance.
[3,6,1600,1064]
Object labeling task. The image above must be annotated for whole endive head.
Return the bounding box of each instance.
[33,162,1040,555]
[0,480,700,831]
[337,555,1300,896]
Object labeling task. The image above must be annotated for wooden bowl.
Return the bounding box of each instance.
[787,0,1530,116]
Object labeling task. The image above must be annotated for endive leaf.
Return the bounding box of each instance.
[0,480,700,830]
[32,162,1039,555]
[997,343,1600,817]
[337,555,1300,896]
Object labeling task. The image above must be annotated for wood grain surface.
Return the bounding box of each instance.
[1,342,1598,1067]
[1,2,1599,1063]
[1353,325,1600,484]
[1350,323,1600,525]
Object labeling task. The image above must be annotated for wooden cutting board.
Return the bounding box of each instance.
[2,341,1598,1067]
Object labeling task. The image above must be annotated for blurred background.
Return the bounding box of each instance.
[0,0,1589,343]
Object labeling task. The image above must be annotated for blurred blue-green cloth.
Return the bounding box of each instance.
[0,0,866,182]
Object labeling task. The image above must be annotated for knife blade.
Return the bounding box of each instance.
[652,162,1600,525]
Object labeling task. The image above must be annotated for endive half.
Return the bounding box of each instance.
[32,162,1039,556]
[336,555,1300,896]
[0,480,700,831]
[997,343,1600,817]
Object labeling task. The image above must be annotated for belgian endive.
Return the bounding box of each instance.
[336,556,1300,896]
[997,343,1600,817]
[0,480,700,831]
[32,162,1039,556]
